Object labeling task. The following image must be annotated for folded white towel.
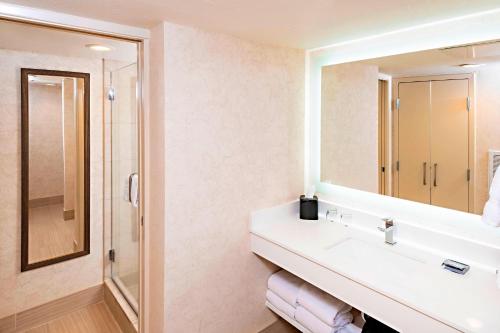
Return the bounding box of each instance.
[489,168,500,201]
[296,306,353,333]
[336,323,362,333]
[266,289,296,319]
[298,283,352,327]
[268,270,304,307]
[482,198,500,227]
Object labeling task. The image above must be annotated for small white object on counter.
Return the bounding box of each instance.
[482,199,500,227]
[482,168,500,226]
[489,167,500,201]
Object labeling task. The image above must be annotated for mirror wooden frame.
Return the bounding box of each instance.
[21,68,90,272]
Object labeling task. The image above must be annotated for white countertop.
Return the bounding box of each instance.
[251,202,500,333]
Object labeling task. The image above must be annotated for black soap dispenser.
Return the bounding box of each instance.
[300,187,318,220]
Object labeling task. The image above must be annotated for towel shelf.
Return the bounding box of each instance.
[265,301,313,333]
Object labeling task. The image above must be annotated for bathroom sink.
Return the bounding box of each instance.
[328,237,424,262]
[318,238,432,294]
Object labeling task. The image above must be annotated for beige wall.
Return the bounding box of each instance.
[155,22,304,332]
[475,66,500,213]
[0,49,103,318]
[28,84,64,200]
[144,23,166,333]
[62,78,76,214]
[321,63,379,193]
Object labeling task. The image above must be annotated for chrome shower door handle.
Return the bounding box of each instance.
[128,172,139,207]
[433,163,438,187]
[423,162,427,185]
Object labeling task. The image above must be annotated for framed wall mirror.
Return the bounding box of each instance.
[318,40,500,215]
[21,68,90,271]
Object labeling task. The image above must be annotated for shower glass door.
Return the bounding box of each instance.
[108,61,139,312]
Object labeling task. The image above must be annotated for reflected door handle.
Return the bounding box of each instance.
[423,162,427,186]
[128,172,139,208]
[128,174,133,203]
[433,163,438,187]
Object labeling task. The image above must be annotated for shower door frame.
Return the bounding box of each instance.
[0,6,149,332]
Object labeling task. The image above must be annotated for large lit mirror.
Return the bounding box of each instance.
[320,40,500,214]
[21,68,90,271]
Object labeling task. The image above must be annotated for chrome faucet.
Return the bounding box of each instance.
[378,218,397,245]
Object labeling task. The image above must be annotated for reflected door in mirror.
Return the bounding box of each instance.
[395,78,470,212]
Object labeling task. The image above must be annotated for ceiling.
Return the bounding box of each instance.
[0,19,137,61]
[352,41,500,77]
[5,0,500,49]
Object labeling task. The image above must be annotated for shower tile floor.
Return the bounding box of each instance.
[120,273,139,302]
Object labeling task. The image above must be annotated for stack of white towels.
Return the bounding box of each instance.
[483,168,500,226]
[266,270,361,333]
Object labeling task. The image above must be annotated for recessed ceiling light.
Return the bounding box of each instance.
[86,44,112,52]
[459,63,484,68]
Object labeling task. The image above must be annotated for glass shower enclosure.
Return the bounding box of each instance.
[106,60,140,313]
